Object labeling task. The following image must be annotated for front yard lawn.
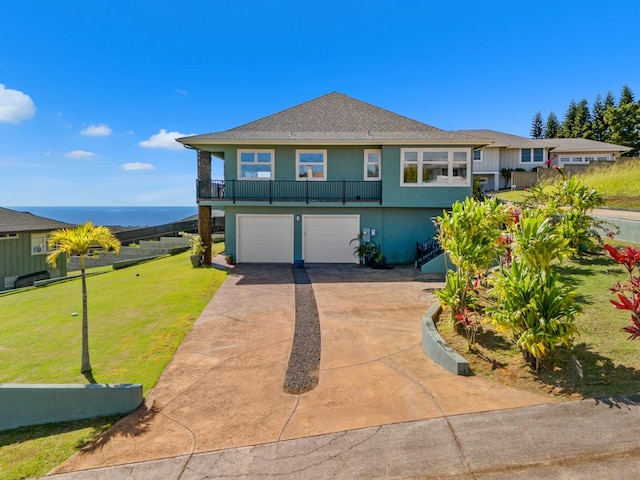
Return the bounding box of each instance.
[0,247,227,480]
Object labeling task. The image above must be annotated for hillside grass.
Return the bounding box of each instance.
[493,158,640,210]
[0,246,227,480]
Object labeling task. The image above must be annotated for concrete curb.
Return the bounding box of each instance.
[421,302,470,375]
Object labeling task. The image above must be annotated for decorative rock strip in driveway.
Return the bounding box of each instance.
[283,267,321,394]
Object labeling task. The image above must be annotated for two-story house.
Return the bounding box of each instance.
[177,92,488,267]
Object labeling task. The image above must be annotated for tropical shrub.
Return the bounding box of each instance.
[486,207,581,369]
[487,261,581,370]
[436,198,509,345]
[604,244,640,339]
[521,176,614,252]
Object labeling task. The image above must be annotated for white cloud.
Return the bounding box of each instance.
[176,89,188,95]
[0,84,36,123]
[122,162,155,171]
[80,123,112,136]
[65,150,96,158]
[139,129,190,151]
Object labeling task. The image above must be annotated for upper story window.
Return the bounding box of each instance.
[364,149,381,180]
[31,233,48,255]
[297,150,327,180]
[238,149,274,179]
[473,149,482,161]
[401,148,470,186]
[521,148,544,163]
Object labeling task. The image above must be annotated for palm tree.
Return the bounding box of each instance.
[46,222,121,374]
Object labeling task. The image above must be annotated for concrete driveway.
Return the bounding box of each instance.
[50,261,552,475]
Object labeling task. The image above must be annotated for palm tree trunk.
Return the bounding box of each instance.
[80,258,92,374]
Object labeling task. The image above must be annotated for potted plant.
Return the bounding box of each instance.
[350,234,377,265]
[179,231,207,267]
[225,254,235,265]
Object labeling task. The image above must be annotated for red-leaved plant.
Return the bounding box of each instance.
[604,244,640,339]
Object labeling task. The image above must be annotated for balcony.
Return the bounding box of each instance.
[197,179,382,205]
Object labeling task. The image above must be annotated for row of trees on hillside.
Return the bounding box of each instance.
[530,85,640,156]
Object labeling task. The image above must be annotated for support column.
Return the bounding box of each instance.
[199,205,212,265]
[197,150,212,265]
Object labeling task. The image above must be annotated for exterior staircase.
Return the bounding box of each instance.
[415,237,445,274]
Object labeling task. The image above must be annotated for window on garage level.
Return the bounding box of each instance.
[238,150,274,179]
[297,150,327,180]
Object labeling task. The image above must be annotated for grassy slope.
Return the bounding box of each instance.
[494,158,640,210]
[0,247,227,480]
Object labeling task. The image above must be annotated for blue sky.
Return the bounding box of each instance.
[1,1,638,206]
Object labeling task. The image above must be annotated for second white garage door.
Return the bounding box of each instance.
[303,215,360,263]
[237,214,294,263]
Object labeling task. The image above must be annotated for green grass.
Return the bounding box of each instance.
[493,158,640,210]
[438,251,640,399]
[0,246,227,480]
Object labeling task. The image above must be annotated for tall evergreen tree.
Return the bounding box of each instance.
[591,94,609,142]
[619,85,635,106]
[561,99,578,138]
[604,91,616,109]
[544,112,560,138]
[606,100,640,156]
[573,99,592,138]
[530,111,544,138]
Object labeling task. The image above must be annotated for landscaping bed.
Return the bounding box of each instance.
[436,252,640,400]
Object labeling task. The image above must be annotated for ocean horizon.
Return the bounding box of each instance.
[7,206,199,228]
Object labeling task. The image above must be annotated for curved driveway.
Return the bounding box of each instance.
[51,261,551,475]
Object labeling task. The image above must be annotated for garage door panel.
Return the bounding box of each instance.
[303,215,359,263]
[237,215,293,263]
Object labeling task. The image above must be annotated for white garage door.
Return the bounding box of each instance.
[237,214,294,263]
[303,215,360,263]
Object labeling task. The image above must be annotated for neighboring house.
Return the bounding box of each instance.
[456,129,632,191]
[0,207,73,290]
[177,92,489,267]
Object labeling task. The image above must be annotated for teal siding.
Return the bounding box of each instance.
[380,145,473,208]
[216,144,472,207]
[225,205,441,265]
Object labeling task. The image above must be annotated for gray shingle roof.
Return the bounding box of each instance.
[457,129,632,153]
[178,92,488,146]
[455,129,556,148]
[544,138,632,153]
[0,207,75,235]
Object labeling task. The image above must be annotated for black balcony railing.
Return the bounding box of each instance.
[197,179,382,204]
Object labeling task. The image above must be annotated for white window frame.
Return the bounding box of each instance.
[0,233,18,240]
[473,149,482,162]
[400,148,471,187]
[364,149,381,180]
[296,149,327,181]
[31,233,48,255]
[237,149,275,180]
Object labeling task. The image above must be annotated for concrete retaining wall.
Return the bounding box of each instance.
[422,302,470,375]
[0,383,143,431]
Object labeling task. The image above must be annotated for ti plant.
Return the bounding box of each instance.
[604,244,640,339]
